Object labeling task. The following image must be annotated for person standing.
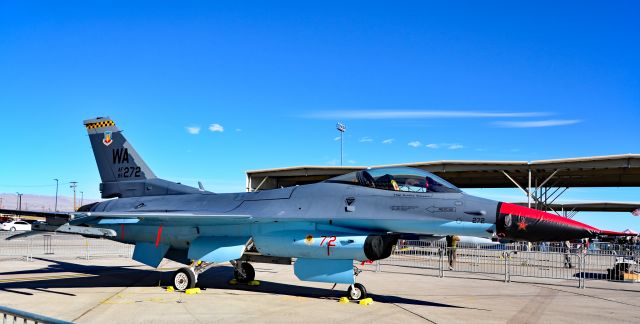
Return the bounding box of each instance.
[446,235,460,270]
[563,240,573,268]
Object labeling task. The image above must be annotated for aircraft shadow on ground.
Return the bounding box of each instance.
[0,258,474,309]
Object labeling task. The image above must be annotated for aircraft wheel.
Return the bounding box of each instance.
[347,283,367,300]
[234,262,255,283]
[173,267,196,291]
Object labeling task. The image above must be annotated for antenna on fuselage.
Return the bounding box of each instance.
[198,181,205,191]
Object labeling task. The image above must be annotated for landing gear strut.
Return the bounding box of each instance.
[172,261,217,291]
[231,260,255,283]
[346,265,367,300]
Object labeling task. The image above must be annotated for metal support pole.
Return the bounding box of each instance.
[54,178,59,212]
[336,122,346,166]
[536,169,560,192]
[16,192,22,211]
[69,181,77,211]
[501,171,528,196]
[528,169,532,208]
[254,176,269,192]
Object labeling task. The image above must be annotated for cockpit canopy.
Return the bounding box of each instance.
[325,167,461,193]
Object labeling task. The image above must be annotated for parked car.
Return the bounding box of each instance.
[0,220,32,231]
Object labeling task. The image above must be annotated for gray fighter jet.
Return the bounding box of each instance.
[2,117,624,300]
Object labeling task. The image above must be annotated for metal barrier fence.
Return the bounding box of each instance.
[0,305,72,324]
[380,240,640,288]
[0,231,133,261]
[2,232,639,288]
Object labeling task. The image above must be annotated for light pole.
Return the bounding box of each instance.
[80,191,84,206]
[69,181,77,211]
[16,192,23,211]
[54,178,59,212]
[336,122,346,166]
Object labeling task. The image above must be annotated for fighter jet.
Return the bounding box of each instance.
[2,117,624,300]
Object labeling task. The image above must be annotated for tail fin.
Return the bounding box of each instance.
[84,117,156,183]
[84,117,203,198]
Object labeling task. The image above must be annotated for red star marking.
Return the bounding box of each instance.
[517,219,528,231]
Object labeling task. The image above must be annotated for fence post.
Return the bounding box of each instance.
[44,234,53,255]
[438,248,444,278]
[28,236,32,262]
[85,238,90,260]
[503,251,511,283]
[375,260,381,273]
[579,253,586,289]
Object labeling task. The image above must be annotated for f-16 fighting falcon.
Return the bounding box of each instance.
[2,117,624,300]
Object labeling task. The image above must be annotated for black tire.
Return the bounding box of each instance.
[347,283,367,300]
[172,267,196,291]
[9,227,16,232]
[233,262,255,283]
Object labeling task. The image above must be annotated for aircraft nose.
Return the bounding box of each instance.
[495,202,604,241]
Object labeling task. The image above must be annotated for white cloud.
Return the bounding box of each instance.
[186,126,201,135]
[307,110,547,119]
[347,160,357,164]
[382,138,394,144]
[448,144,464,150]
[209,123,224,132]
[333,136,341,141]
[425,143,439,149]
[235,128,242,132]
[359,137,373,143]
[408,141,422,148]
[494,119,582,128]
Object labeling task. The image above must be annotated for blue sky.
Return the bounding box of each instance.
[0,1,638,230]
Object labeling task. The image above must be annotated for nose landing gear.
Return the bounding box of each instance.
[347,283,367,300]
[346,265,368,300]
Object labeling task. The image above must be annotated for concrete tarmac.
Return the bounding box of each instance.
[1,257,639,323]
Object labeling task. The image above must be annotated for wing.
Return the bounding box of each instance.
[72,211,254,226]
[2,208,254,240]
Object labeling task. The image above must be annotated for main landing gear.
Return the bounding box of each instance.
[171,260,257,291]
[173,267,196,291]
[231,260,255,283]
[172,261,217,291]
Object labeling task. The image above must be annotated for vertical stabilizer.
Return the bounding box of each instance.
[84,117,203,198]
[84,117,156,182]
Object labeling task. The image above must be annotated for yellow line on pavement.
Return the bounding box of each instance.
[0,273,97,283]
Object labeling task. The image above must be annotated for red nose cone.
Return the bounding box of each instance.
[496,202,609,241]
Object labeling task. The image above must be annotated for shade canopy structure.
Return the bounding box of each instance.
[247,154,640,191]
